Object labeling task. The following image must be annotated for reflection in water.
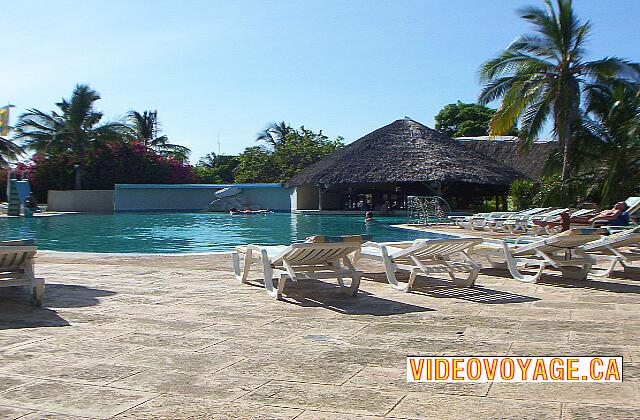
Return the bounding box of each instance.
[1,212,448,253]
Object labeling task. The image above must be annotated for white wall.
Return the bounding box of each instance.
[114,184,292,211]
[47,190,114,212]
[242,188,292,210]
[115,186,218,211]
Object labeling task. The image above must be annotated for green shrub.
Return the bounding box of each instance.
[508,179,539,210]
[531,174,592,208]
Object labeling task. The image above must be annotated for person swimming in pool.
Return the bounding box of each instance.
[24,193,41,213]
[365,211,375,223]
[229,208,271,215]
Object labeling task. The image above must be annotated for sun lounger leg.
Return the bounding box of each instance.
[233,250,253,283]
[379,248,410,292]
[406,268,419,291]
[277,274,287,299]
[24,260,44,307]
[589,255,619,277]
[503,245,545,283]
[336,273,360,296]
[599,247,639,274]
[259,250,282,299]
[383,259,410,292]
[262,273,282,299]
[444,254,479,287]
[507,261,545,283]
[447,268,478,287]
[617,247,639,272]
[30,278,45,308]
[336,258,360,296]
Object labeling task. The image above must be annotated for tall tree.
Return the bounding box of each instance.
[237,124,343,183]
[435,101,517,137]
[272,127,343,182]
[127,110,191,163]
[255,121,293,148]
[234,146,277,183]
[580,79,640,205]
[13,84,128,188]
[194,152,239,183]
[478,0,638,183]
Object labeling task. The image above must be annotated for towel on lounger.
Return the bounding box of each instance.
[0,240,37,246]
[305,235,372,244]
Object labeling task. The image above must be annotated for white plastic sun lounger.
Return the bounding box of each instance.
[469,229,602,283]
[486,207,551,231]
[581,227,640,277]
[625,197,640,216]
[0,241,45,307]
[450,212,500,228]
[455,212,513,230]
[357,238,483,291]
[502,208,568,233]
[455,208,549,231]
[232,242,363,299]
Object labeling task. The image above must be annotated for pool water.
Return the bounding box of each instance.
[0,212,448,254]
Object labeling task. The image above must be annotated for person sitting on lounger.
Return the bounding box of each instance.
[531,211,572,232]
[533,202,629,229]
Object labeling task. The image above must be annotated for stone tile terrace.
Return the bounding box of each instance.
[0,252,638,419]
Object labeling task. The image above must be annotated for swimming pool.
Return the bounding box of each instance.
[0,212,448,254]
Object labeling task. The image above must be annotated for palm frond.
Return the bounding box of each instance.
[579,57,640,82]
[518,87,552,148]
[0,136,24,166]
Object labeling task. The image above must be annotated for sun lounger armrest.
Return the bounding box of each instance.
[365,240,416,251]
[236,244,265,253]
[514,236,539,245]
[362,241,395,258]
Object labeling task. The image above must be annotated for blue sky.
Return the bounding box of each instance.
[3,0,639,162]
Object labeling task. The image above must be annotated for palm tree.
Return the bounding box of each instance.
[256,121,293,148]
[0,136,23,167]
[580,79,640,205]
[478,0,638,183]
[127,110,190,163]
[13,84,128,189]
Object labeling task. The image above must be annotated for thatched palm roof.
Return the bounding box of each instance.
[460,138,555,180]
[287,118,521,187]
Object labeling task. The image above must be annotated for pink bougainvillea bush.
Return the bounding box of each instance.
[26,141,198,201]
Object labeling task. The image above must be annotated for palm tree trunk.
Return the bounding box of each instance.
[557,87,579,183]
[561,138,571,182]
